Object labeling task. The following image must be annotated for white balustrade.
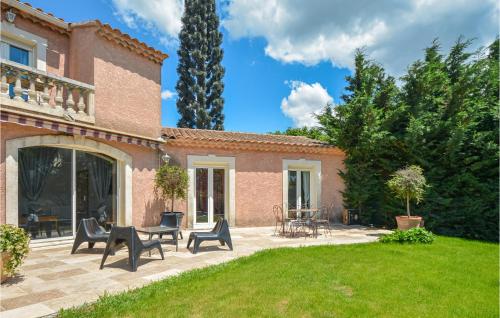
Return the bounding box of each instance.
[0,59,95,123]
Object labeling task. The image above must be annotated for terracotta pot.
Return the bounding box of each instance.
[396,216,422,230]
[1,251,11,284]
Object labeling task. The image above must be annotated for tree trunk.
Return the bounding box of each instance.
[406,194,410,217]
[171,193,175,212]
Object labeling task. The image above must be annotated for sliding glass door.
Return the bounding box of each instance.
[195,167,226,227]
[18,147,116,240]
[18,147,72,239]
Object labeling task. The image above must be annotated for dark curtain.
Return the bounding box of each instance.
[88,155,112,213]
[19,147,59,205]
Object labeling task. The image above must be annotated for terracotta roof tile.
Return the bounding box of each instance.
[162,127,332,148]
[9,1,168,63]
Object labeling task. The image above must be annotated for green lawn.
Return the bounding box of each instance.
[60,236,498,318]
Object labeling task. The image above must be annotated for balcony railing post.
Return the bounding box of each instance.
[13,72,23,101]
[0,72,8,98]
[66,85,76,114]
[41,79,50,107]
[77,89,86,114]
[87,91,95,117]
[54,82,64,110]
[1,59,95,123]
[27,76,37,105]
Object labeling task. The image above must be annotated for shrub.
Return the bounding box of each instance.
[380,227,435,244]
[0,224,30,275]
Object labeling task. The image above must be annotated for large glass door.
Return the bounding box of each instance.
[195,167,226,227]
[18,147,73,239]
[18,147,117,240]
[75,151,117,231]
[288,170,311,211]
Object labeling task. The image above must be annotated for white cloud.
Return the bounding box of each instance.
[111,0,184,46]
[161,89,177,100]
[223,0,498,74]
[281,81,333,127]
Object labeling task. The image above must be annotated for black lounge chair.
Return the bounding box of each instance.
[159,212,184,240]
[71,217,109,254]
[100,226,164,272]
[187,219,233,254]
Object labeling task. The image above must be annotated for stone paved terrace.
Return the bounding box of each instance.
[0,225,390,318]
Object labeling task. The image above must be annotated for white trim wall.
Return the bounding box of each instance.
[5,135,133,230]
[282,159,322,216]
[187,155,235,228]
[1,20,47,71]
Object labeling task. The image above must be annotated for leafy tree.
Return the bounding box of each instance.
[402,38,499,241]
[318,50,403,225]
[176,0,225,130]
[154,164,189,213]
[317,38,499,241]
[270,126,328,141]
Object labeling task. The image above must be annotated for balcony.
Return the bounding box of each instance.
[0,59,95,124]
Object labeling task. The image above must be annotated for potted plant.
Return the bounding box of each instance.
[1,224,30,283]
[154,163,189,215]
[387,165,428,230]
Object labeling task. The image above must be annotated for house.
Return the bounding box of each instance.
[0,0,344,245]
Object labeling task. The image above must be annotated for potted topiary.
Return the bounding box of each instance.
[387,165,428,230]
[154,163,189,215]
[1,224,30,283]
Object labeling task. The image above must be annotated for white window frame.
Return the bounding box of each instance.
[187,155,235,229]
[1,21,47,71]
[282,159,321,216]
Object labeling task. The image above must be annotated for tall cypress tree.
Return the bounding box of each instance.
[176,0,225,130]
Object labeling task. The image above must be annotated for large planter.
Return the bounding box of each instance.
[396,216,422,230]
[1,252,11,284]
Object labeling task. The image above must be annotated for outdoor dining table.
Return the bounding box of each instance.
[136,226,179,252]
[286,208,320,238]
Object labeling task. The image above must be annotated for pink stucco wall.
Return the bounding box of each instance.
[69,26,163,138]
[1,9,164,139]
[165,145,345,228]
[1,9,70,77]
[0,124,165,227]
[0,124,345,229]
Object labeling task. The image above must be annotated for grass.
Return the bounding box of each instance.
[60,236,498,318]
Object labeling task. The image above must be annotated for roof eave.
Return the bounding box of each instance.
[165,138,343,155]
[4,0,69,30]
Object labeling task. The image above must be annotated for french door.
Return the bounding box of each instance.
[194,167,225,228]
[287,170,311,210]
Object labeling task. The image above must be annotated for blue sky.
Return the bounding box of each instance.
[26,0,497,133]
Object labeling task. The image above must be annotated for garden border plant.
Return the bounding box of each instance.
[0,224,30,283]
[380,227,435,244]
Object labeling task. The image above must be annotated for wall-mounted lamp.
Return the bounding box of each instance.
[6,9,16,23]
[161,153,171,164]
